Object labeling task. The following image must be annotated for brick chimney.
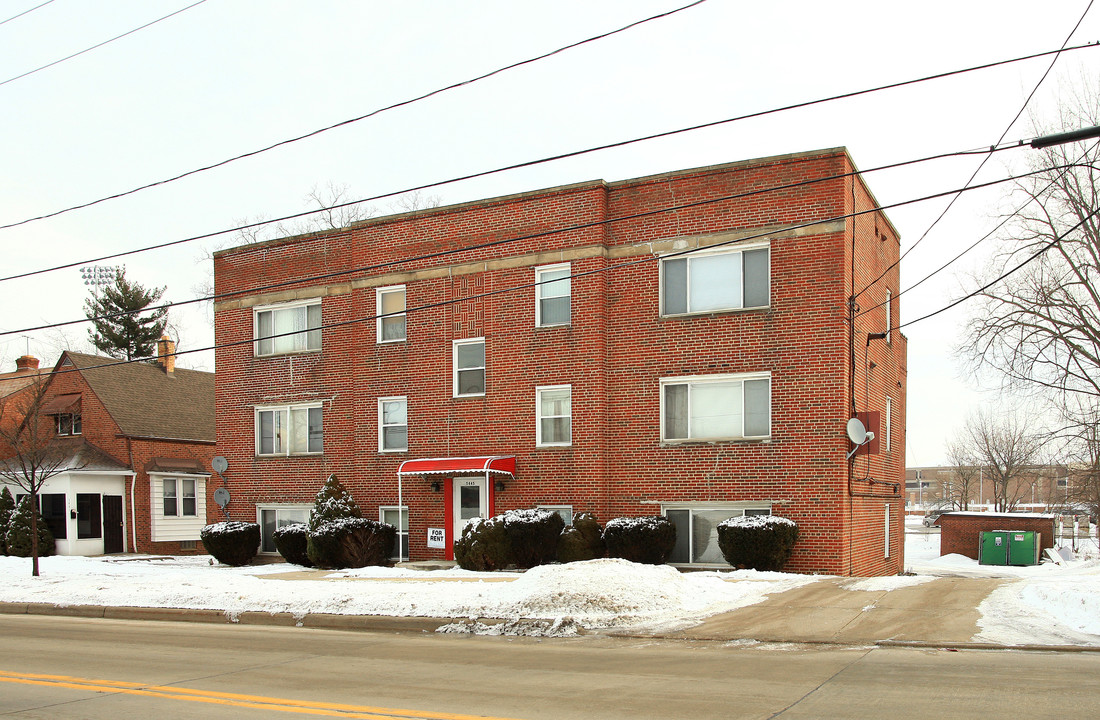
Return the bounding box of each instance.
[14,356,39,375]
[156,336,175,374]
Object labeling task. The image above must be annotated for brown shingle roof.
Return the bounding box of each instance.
[62,352,214,443]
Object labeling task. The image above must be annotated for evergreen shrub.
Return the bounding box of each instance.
[453,515,512,571]
[602,516,675,565]
[5,495,55,558]
[0,487,15,555]
[556,512,605,563]
[716,515,799,571]
[307,518,396,569]
[273,522,312,567]
[200,521,260,566]
[307,474,362,530]
[504,508,565,568]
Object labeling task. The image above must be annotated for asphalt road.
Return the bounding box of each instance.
[1,615,1096,719]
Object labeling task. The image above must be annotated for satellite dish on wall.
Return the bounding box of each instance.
[211,456,228,474]
[846,418,875,460]
[213,487,231,510]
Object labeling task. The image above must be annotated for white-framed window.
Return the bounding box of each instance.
[258,505,310,554]
[379,397,408,452]
[535,263,571,327]
[885,396,892,452]
[254,300,322,356]
[661,372,770,441]
[162,478,197,517]
[55,413,81,436]
[255,403,323,456]
[380,506,408,561]
[663,504,772,564]
[453,338,485,397]
[536,385,572,446]
[660,244,769,316]
[538,505,573,526]
[376,285,406,343]
[885,289,893,344]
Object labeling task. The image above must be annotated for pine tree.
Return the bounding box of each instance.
[308,474,362,531]
[84,269,168,361]
[0,487,14,555]
[5,496,54,559]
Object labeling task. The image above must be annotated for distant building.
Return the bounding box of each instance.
[906,465,1071,512]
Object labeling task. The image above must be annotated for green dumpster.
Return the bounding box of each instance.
[979,531,1009,565]
[1008,531,1040,566]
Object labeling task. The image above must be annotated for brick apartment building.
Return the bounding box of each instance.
[0,343,215,555]
[213,148,907,576]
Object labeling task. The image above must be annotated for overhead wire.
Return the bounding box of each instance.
[2,41,1097,287]
[0,142,1029,340]
[0,0,209,88]
[0,0,710,231]
[853,0,1096,301]
[0,0,54,27]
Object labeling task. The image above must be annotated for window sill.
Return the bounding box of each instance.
[254,349,321,359]
[534,323,571,330]
[376,339,407,345]
[453,393,486,399]
[660,305,769,319]
[379,449,409,454]
[254,453,324,459]
[536,443,572,449]
[661,437,771,446]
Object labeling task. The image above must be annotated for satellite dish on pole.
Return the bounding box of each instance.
[846,418,875,460]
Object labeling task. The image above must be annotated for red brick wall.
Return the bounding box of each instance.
[939,513,1055,560]
[214,149,907,576]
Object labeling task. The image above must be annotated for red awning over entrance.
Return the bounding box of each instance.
[397,455,516,477]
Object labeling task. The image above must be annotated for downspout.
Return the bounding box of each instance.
[127,437,137,553]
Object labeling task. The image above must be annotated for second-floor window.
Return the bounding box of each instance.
[379,397,408,452]
[661,245,769,315]
[535,264,570,327]
[453,338,485,397]
[661,372,771,441]
[256,404,323,456]
[255,301,321,356]
[55,413,81,436]
[536,385,572,446]
[376,286,406,343]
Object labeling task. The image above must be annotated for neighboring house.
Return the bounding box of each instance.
[214,148,907,576]
[0,340,216,555]
[0,355,46,432]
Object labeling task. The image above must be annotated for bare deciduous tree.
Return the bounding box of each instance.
[961,410,1045,512]
[944,440,981,510]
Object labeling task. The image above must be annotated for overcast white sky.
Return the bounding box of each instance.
[1,0,1097,466]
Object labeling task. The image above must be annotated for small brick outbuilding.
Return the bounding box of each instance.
[938,512,1056,561]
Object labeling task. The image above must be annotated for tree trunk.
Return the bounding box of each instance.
[30,492,39,577]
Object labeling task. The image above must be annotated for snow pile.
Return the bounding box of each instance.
[976,561,1100,645]
[717,515,796,530]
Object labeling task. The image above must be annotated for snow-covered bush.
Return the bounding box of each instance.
[273,522,312,567]
[602,516,675,565]
[200,521,260,566]
[307,517,396,569]
[307,474,362,531]
[557,512,604,563]
[504,508,565,568]
[716,515,799,571]
[0,487,15,555]
[454,515,512,571]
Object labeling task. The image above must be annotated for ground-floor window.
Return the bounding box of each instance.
[380,506,408,561]
[15,493,67,539]
[258,505,311,553]
[76,493,101,539]
[538,505,573,526]
[663,505,771,564]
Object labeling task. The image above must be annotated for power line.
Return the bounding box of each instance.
[0,0,709,231]
[0,0,54,27]
[853,0,1096,301]
[42,160,1063,377]
[0,0,209,88]
[1,143,1024,340]
[3,42,1097,287]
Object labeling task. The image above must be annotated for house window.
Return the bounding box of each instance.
[538,505,573,526]
[55,413,81,436]
[258,506,310,553]
[453,338,485,397]
[256,404,323,455]
[536,385,572,446]
[380,506,408,561]
[162,478,197,517]
[379,397,408,452]
[661,245,769,315]
[39,494,67,539]
[76,493,101,539]
[535,264,570,327]
[661,373,770,441]
[664,505,771,564]
[885,397,892,452]
[254,301,321,356]
[376,286,406,343]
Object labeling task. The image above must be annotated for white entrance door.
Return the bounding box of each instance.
[453,476,488,542]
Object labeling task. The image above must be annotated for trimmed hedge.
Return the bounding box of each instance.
[273,522,312,567]
[602,516,675,565]
[717,515,799,571]
[5,495,55,558]
[201,521,260,566]
[454,515,511,571]
[557,512,605,563]
[307,518,396,569]
[505,509,565,568]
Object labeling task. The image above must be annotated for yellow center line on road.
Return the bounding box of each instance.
[0,669,527,720]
